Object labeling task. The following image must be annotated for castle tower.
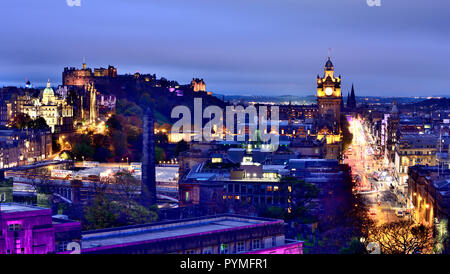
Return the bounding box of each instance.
[316,57,342,132]
[141,107,157,207]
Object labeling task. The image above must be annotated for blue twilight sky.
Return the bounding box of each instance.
[0,0,449,97]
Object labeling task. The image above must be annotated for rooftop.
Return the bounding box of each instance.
[0,203,46,213]
[82,215,282,250]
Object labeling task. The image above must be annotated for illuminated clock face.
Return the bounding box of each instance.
[325,87,333,96]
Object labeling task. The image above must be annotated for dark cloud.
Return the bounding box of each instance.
[0,0,449,96]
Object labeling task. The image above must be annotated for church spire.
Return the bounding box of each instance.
[350,83,355,99]
[347,91,350,108]
[347,83,357,110]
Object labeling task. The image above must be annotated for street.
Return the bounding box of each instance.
[344,117,410,225]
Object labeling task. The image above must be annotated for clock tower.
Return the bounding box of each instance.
[316,57,342,132]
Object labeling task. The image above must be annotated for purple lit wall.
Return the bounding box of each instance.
[0,204,81,254]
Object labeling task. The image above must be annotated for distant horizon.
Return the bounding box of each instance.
[1,60,449,99]
[2,76,448,99]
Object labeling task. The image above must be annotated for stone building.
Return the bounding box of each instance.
[395,134,438,185]
[21,80,73,133]
[0,129,52,168]
[315,57,343,160]
[191,78,206,92]
[81,214,302,254]
[0,203,81,254]
[408,165,450,228]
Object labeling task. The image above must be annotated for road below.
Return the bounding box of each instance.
[344,117,410,225]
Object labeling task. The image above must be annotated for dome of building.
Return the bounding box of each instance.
[43,79,54,97]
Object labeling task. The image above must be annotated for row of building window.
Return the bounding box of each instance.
[223,195,290,205]
[185,237,275,254]
[225,184,288,194]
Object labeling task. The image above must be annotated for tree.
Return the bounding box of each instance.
[52,138,61,153]
[72,142,95,160]
[155,145,166,163]
[339,238,368,254]
[367,220,433,254]
[265,206,286,219]
[174,139,190,156]
[29,116,49,130]
[9,113,31,129]
[9,114,50,130]
[83,171,159,230]
[106,114,122,131]
[156,132,168,145]
[281,176,319,222]
[84,193,119,230]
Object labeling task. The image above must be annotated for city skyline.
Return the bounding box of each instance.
[0,0,449,97]
[1,0,450,257]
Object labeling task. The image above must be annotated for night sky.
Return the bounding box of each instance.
[0,0,449,97]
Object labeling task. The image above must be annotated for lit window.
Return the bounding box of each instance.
[8,224,22,231]
[220,244,229,254]
[237,241,246,253]
[252,239,261,250]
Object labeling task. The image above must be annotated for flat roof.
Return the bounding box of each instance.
[0,203,46,213]
[82,215,281,250]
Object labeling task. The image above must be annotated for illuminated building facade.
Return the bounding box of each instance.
[408,166,450,228]
[395,134,438,185]
[0,203,81,254]
[315,57,343,159]
[21,80,73,133]
[0,129,52,168]
[316,57,342,129]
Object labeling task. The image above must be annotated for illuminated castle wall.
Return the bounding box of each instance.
[191,78,206,92]
[63,63,117,87]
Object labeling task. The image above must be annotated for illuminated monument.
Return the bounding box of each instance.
[141,107,156,207]
[316,57,343,158]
